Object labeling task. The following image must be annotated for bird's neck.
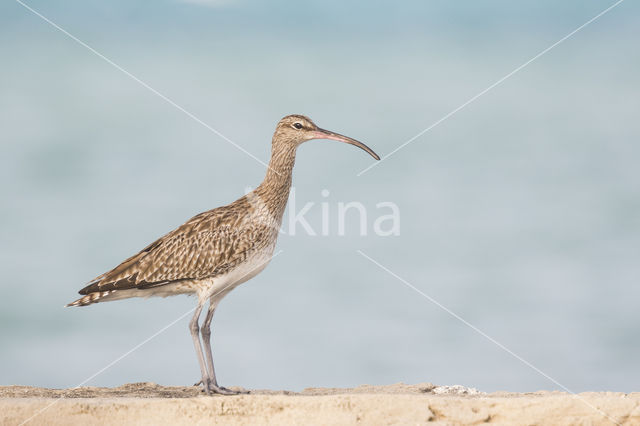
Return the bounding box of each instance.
[254,143,297,219]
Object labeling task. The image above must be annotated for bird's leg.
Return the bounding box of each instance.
[201,299,248,395]
[201,301,218,387]
[189,303,211,394]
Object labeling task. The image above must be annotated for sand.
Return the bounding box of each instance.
[1,383,638,425]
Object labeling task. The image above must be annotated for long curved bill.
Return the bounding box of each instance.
[311,128,380,160]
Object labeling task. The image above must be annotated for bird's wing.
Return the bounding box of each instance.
[78,206,271,295]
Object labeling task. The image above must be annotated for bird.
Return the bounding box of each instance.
[67,114,380,394]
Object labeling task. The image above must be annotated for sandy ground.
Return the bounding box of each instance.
[1,382,638,425]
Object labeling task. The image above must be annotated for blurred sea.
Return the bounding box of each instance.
[1,0,638,392]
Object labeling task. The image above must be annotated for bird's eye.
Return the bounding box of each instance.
[293,122,303,130]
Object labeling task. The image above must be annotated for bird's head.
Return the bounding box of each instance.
[272,114,380,160]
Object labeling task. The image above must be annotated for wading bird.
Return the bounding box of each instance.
[67,115,380,394]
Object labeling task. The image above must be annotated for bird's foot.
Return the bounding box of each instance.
[194,379,249,395]
[208,384,248,395]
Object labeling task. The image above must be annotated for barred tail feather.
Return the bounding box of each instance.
[66,290,115,307]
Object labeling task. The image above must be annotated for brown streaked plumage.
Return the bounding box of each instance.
[67,114,380,394]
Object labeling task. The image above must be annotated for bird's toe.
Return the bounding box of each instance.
[209,385,248,395]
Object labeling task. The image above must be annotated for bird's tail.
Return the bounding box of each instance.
[66,290,114,307]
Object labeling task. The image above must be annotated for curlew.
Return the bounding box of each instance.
[67,115,380,394]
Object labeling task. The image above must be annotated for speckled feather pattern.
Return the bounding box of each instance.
[67,116,306,307]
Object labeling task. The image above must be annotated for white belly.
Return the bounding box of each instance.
[197,246,276,303]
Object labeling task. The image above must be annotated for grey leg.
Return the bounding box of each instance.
[189,303,211,394]
[201,297,248,395]
[201,300,219,386]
